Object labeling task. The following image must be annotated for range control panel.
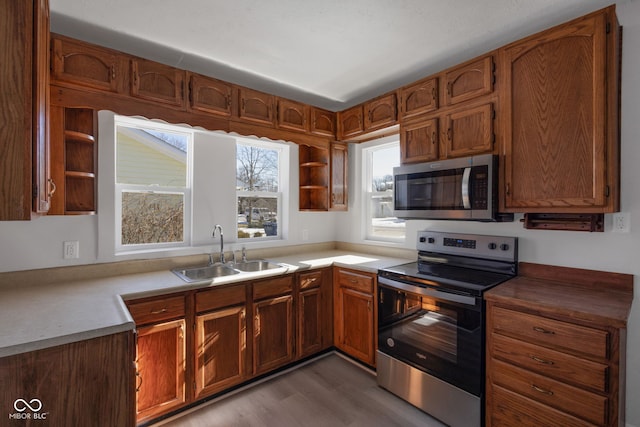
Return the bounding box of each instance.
[417,231,517,262]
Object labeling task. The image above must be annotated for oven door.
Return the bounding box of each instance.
[378,275,483,396]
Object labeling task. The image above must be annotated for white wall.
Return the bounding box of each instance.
[338,2,640,425]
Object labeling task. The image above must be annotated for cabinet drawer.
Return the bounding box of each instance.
[127,295,185,325]
[299,270,323,290]
[491,359,607,425]
[196,284,246,313]
[336,269,373,294]
[492,334,608,392]
[253,276,293,300]
[489,384,598,427]
[491,306,609,359]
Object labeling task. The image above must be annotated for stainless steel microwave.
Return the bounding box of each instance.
[393,154,509,221]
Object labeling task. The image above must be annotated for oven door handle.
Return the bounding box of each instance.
[462,167,471,209]
[378,276,478,307]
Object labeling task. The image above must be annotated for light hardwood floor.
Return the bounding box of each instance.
[155,354,446,427]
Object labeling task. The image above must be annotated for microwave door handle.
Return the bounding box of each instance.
[462,167,471,209]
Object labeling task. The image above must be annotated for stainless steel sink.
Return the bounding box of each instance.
[172,264,239,282]
[233,260,282,272]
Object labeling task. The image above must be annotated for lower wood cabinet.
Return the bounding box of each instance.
[0,331,135,427]
[194,284,248,399]
[126,294,187,424]
[252,275,294,375]
[333,267,376,366]
[485,263,633,427]
[297,268,333,358]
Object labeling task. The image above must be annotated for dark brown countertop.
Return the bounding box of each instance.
[485,262,634,329]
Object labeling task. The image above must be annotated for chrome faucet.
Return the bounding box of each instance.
[212,224,224,264]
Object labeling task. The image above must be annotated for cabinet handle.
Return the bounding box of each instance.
[226,95,231,109]
[47,178,56,198]
[111,65,116,80]
[531,384,554,396]
[431,132,436,144]
[447,128,452,141]
[432,86,436,101]
[446,82,452,95]
[150,308,168,315]
[367,300,371,311]
[530,355,554,365]
[133,70,138,87]
[135,371,143,392]
[533,326,555,335]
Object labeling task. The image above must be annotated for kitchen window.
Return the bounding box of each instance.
[363,140,405,241]
[236,139,282,240]
[114,117,193,252]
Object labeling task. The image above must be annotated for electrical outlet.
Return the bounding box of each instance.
[612,212,630,233]
[63,241,80,259]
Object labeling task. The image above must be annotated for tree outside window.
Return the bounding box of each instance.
[236,142,281,239]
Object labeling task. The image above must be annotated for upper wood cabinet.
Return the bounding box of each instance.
[310,107,336,137]
[131,58,186,108]
[442,103,494,158]
[0,0,50,220]
[188,73,233,117]
[238,87,275,126]
[443,55,494,106]
[51,34,128,94]
[337,105,364,140]
[364,92,397,131]
[501,6,620,213]
[399,77,438,120]
[330,142,348,211]
[400,117,439,164]
[277,98,308,132]
[299,142,330,211]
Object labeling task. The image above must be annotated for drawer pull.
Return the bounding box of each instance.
[530,355,554,365]
[150,308,168,314]
[531,384,554,396]
[533,326,555,335]
[135,371,143,392]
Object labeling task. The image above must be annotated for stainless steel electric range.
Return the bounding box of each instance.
[377,230,518,427]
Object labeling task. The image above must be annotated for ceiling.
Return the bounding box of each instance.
[50,0,621,111]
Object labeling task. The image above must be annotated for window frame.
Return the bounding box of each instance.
[363,139,405,243]
[235,138,284,241]
[114,116,194,253]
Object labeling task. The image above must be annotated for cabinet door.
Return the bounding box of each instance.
[195,306,247,398]
[364,93,397,131]
[442,103,493,158]
[33,0,51,214]
[277,98,309,132]
[399,78,438,119]
[298,287,322,358]
[502,11,613,212]
[338,105,364,139]
[188,73,232,117]
[253,295,294,374]
[336,287,374,365]
[135,319,186,423]
[330,142,348,211]
[131,58,186,108]
[51,35,126,94]
[400,117,439,164]
[443,55,494,105]
[238,87,275,126]
[310,107,336,137]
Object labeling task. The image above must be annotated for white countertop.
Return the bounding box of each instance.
[0,250,411,358]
